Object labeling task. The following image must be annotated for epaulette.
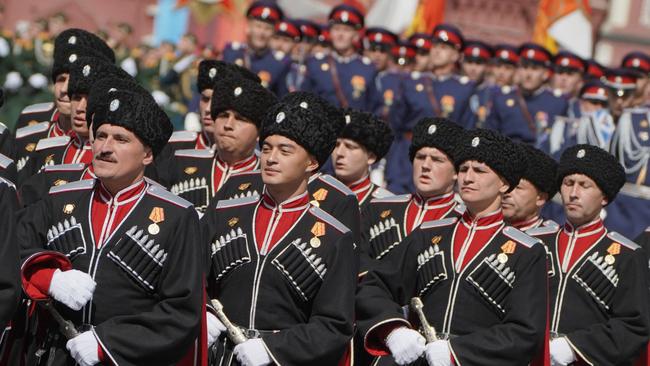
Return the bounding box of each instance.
[526,221,561,237]
[35,136,70,151]
[607,231,641,251]
[619,182,650,200]
[309,206,350,234]
[21,102,54,114]
[371,193,410,203]
[174,148,213,158]
[216,195,258,210]
[371,187,393,199]
[316,174,354,196]
[362,56,372,65]
[458,75,470,85]
[0,122,6,133]
[503,226,542,248]
[0,176,16,190]
[453,203,466,215]
[420,217,458,230]
[146,184,192,208]
[144,177,164,187]
[15,121,50,139]
[0,153,13,169]
[49,179,95,195]
[43,163,85,173]
[168,130,198,143]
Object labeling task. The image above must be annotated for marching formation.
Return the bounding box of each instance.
[0,1,649,366]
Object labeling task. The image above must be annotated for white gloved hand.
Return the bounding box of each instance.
[48,269,96,311]
[66,330,99,366]
[233,338,272,366]
[28,73,48,89]
[425,340,452,366]
[151,90,170,107]
[206,312,226,346]
[3,71,23,91]
[550,337,576,366]
[386,327,426,365]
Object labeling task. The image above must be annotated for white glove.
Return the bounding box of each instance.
[28,73,48,89]
[233,338,272,366]
[151,90,170,106]
[550,337,576,366]
[48,269,96,311]
[66,331,99,366]
[3,71,23,91]
[425,340,452,366]
[206,312,226,346]
[386,327,426,365]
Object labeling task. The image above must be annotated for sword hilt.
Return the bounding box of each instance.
[210,299,247,345]
[40,301,79,339]
[410,297,437,343]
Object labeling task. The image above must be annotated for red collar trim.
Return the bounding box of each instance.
[261,190,310,212]
[348,175,372,195]
[216,154,258,173]
[414,191,455,209]
[97,179,147,205]
[563,217,605,237]
[512,216,543,231]
[461,209,504,230]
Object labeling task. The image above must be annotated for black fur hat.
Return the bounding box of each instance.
[210,72,277,127]
[197,59,261,92]
[68,56,132,97]
[279,91,345,135]
[519,143,558,197]
[86,77,152,126]
[409,117,464,162]
[339,108,393,160]
[454,129,525,193]
[557,144,626,203]
[52,28,115,81]
[260,93,337,166]
[91,89,172,156]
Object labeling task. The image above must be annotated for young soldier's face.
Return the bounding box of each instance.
[213,110,258,158]
[260,135,318,186]
[413,51,431,72]
[332,138,375,184]
[54,73,72,116]
[92,124,153,188]
[271,35,296,54]
[457,160,509,207]
[502,179,547,223]
[491,63,516,86]
[517,64,549,92]
[364,48,390,71]
[551,70,583,96]
[560,173,607,227]
[461,60,487,81]
[199,88,214,135]
[412,147,456,198]
[429,43,458,68]
[330,24,358,53]
[247,19,275,50]
[70,93,89,137]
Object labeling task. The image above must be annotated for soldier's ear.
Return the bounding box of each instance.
[306,155,319,174]
[367,152,377,166]
[143,146,154,166]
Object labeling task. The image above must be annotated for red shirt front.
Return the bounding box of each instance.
[212,154,259,193]
[348,175,372,205]
[63,133,93,165]
[91,180,148,248]
[47,112,67,138]
[557,218,606,272]
[453,209,505,272]
[511,216,543,231]
[405,192,457,235]
[254,190,310,254]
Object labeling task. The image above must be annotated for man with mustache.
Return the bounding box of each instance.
[17,56,131,184]
[356,129,548,366]
[331,108,393,211]
[160,68,277,213]
[14,29,114,176]
[502,143,558,231]
[359,117,465,274]
[16,85,204,365]
[202,92,357,365]
[533,145,649,365]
